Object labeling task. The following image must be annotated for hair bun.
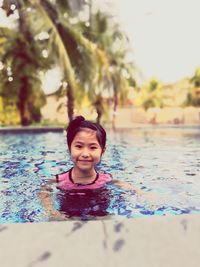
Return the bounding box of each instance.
[74,116,85,123]
[67,116,85,129]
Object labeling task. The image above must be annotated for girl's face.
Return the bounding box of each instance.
[70,128,104,173]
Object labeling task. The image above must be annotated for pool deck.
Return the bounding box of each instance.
[1,214,200,267]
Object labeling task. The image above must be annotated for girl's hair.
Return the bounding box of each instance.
[66,116,106,150]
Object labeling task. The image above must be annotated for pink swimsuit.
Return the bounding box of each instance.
[56,168,112,190]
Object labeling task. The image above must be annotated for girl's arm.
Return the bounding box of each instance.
[110,179,159,204]
[38,178,66,220]
[111,179,145,194]
[38,179,55,213]
[111,180,165,210]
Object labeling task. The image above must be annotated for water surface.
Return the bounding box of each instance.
[0,127,200,223]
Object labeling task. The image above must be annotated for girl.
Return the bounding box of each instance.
[39,116,152,221]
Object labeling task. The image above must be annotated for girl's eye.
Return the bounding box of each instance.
[91,146,98,150]
[75,145,82,148]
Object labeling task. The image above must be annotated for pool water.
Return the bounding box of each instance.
[0,127,200,223]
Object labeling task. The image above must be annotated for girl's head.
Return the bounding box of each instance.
[66,116,106,152]
[66,116,106,172]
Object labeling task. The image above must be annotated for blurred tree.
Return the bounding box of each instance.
[1,0,135,125]
[0,0,109,123]
[187,68,200,106]
[0,1,51,125]
[79,7,136,126]
[134,78,163,110]
[27,0,110,122]
[191,68,200,87]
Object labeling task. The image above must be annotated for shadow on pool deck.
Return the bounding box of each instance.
[0,214,200,267]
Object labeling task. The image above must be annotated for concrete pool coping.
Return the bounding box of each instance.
[0,126,64,133]
[1,214,200,267]
[0,124,200,134]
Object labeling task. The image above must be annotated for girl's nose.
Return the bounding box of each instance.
[81,148,90,157]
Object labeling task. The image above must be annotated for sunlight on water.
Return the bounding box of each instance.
[0,127,200,223]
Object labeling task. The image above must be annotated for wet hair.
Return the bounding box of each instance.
[66,116,106,151]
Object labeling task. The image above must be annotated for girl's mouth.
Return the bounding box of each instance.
[78,160,92,162]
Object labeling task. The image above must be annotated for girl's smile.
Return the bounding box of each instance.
[78,160,92,162]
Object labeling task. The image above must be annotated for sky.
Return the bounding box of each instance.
[114,0,200,84]
[1,0,200,92]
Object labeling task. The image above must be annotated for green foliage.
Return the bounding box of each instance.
[0,27,49,125]
[186,67,200,106]
[135,78,164,110]
[0,0,136,125]
[26,0,112,121]
[77,6,136,124]
[0,97,20,125]
[191,68,200,87]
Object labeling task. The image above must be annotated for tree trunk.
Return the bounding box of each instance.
[94,96,103,124]
[17,1,33,126]
[112,85,118,131]
[96,109,102,124]
[18,77,31,126]
[67,84,74,122]
[40,0,76,123]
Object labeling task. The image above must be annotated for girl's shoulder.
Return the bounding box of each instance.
[56,170,70,183]
[56,170,72,190]
[98,171,113,182]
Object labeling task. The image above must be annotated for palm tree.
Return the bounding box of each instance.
[1,0,110,123]
[28,0,110,122]
[81,8,136,126]
[0,1,50,125]
[1,0,134,125]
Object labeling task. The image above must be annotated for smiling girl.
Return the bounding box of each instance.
[39,116,154,220]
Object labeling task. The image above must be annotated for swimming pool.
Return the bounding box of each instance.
[0,126,200,223]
